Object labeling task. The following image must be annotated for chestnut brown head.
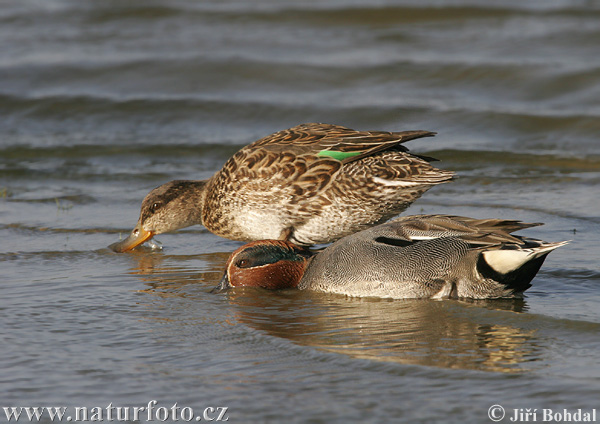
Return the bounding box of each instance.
[214,240,312,292]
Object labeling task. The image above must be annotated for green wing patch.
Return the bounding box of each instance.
[317,150,362,161]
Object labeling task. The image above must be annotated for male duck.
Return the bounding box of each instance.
[214,215,567,299]
[110,123,453,252]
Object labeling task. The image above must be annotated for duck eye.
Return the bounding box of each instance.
[150,202,161,213]
[236,259,251,268]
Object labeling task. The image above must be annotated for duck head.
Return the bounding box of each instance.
[110,180,207,252]
[214,240,312,292]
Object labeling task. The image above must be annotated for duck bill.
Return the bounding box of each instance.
[210,272,231,293]
[109,224,154,253]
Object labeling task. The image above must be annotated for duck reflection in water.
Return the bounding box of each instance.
[219,288,540,373]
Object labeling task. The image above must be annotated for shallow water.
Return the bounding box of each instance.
[1,0,599,422]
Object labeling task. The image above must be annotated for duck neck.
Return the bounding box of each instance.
[170,179,209,229]
[275,256,309,290]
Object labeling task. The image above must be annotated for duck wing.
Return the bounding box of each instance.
[221,124,442,204]
[374,214,544,247]
[248,122,436,162]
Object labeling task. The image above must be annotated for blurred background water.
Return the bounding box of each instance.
[1,0,599,422]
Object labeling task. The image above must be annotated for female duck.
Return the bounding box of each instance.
[215,215,567,299]
[110,123,453,252]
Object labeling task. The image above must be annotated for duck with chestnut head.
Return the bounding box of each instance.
[214,215,567,300]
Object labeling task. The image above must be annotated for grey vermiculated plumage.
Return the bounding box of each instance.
[299,215,567,299]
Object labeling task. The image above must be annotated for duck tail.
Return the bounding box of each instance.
[477,240,569,295]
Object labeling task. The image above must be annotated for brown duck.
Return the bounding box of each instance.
[110,123,454,252]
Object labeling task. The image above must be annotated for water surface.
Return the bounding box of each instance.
[1,1,599,422]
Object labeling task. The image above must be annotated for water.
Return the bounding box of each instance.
[1,0,599,422]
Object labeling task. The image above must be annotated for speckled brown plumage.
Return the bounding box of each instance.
[201,123,454,245]
[110,123,454,252]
